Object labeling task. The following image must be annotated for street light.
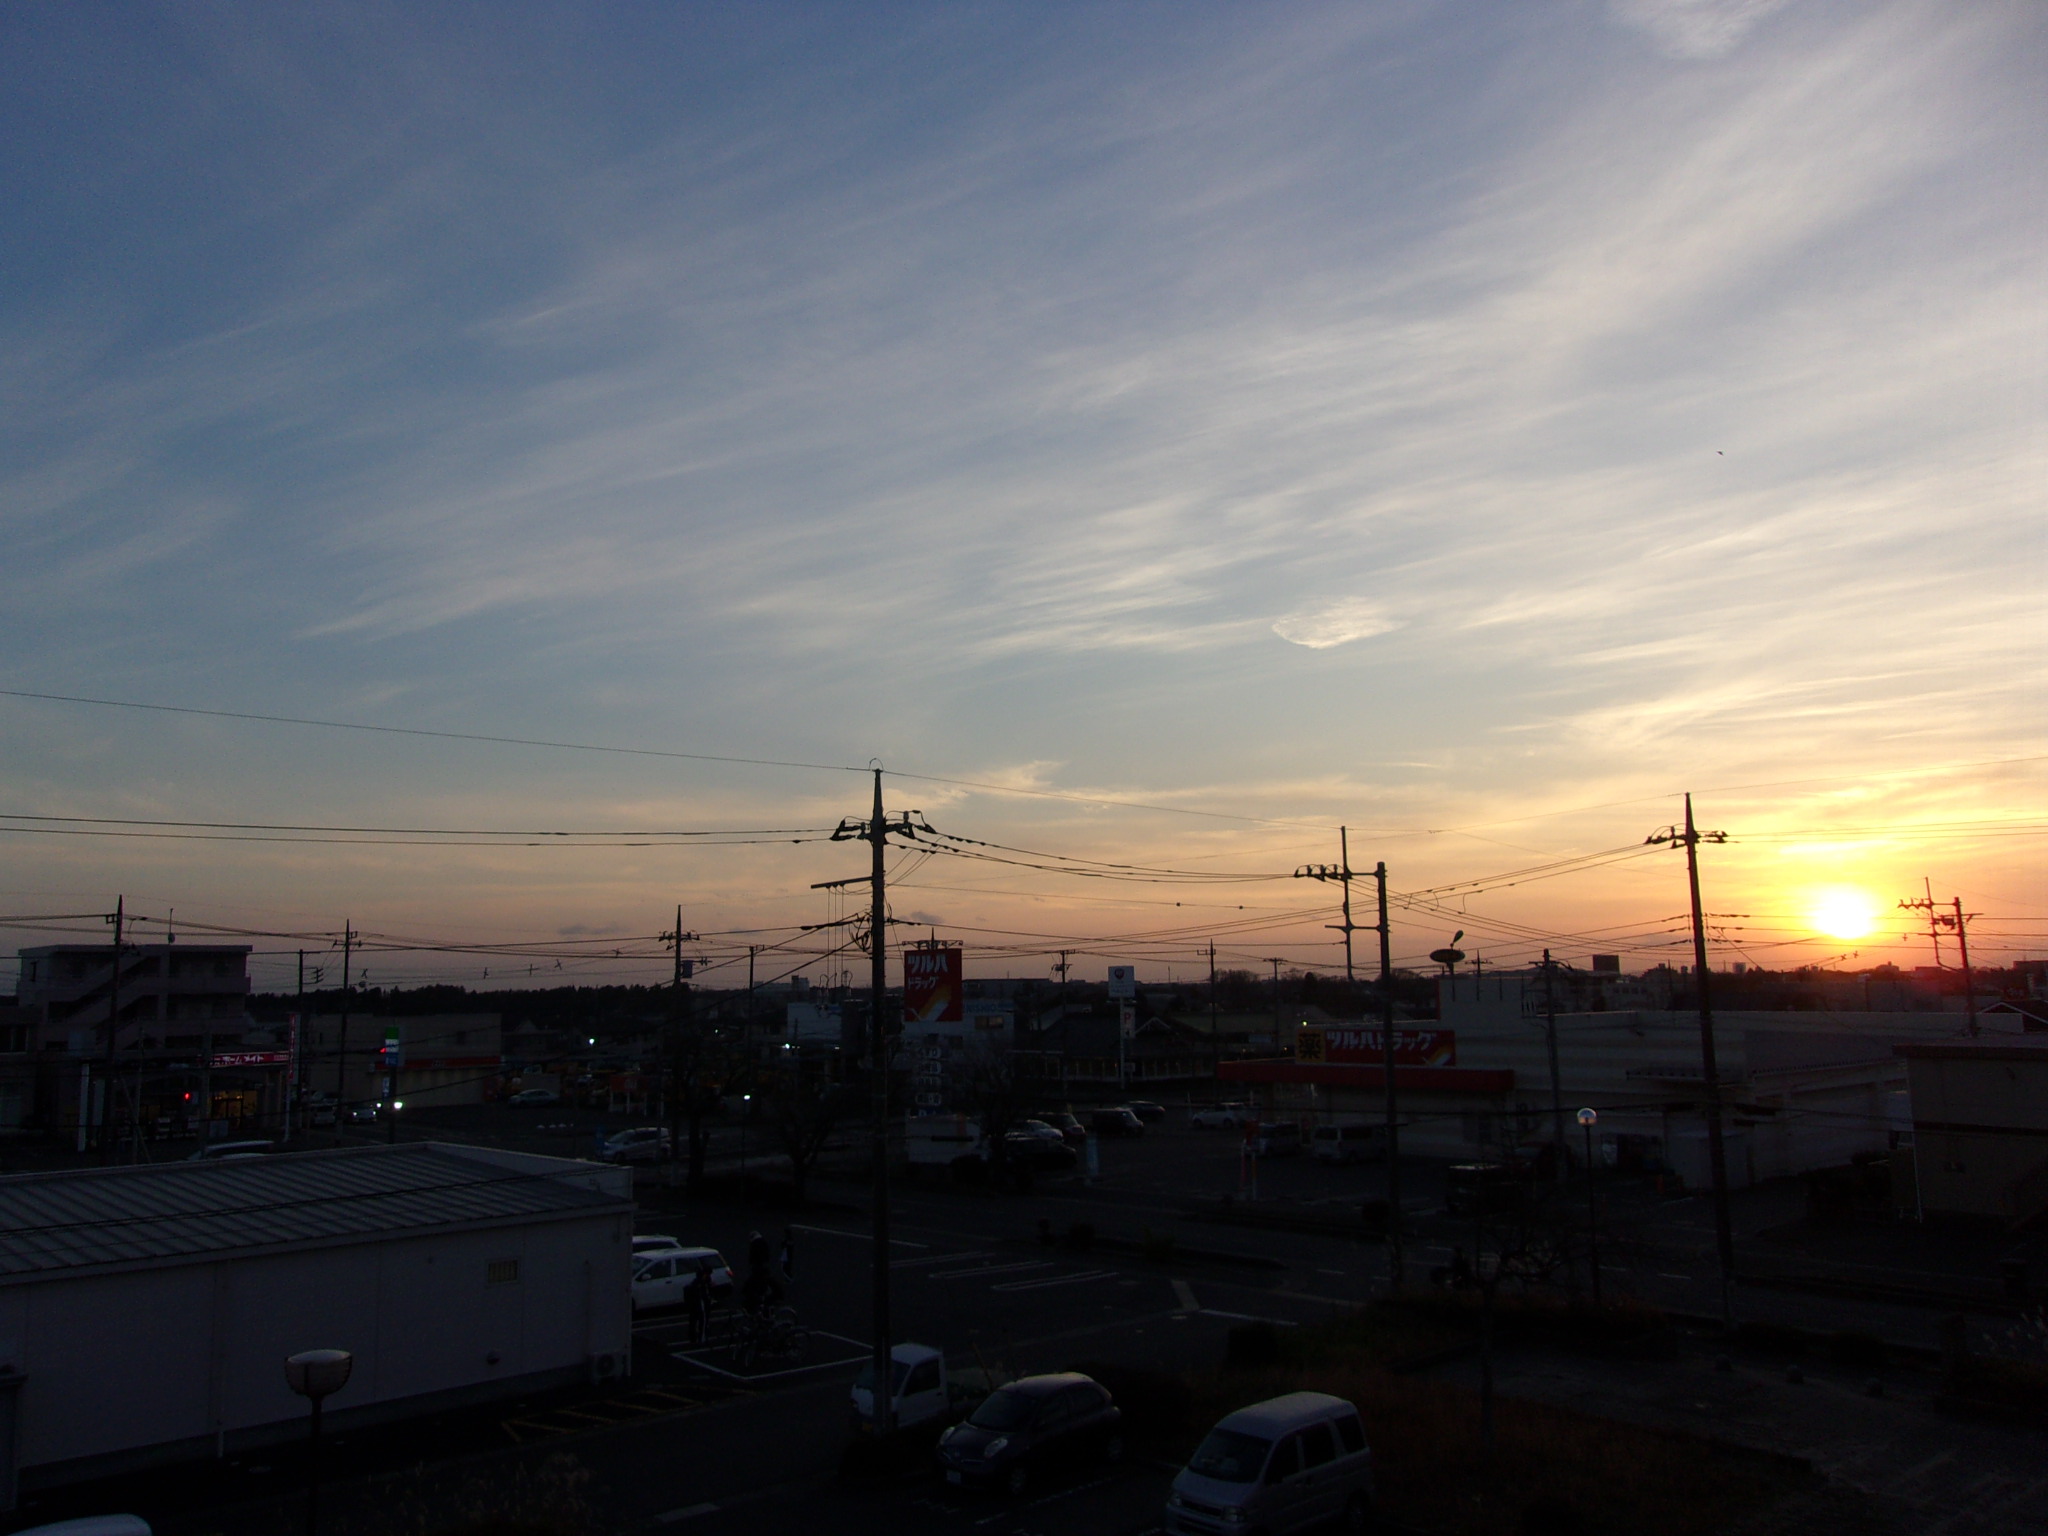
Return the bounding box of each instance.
[1577,1108,1601,1307]
[284,1347,353,1536]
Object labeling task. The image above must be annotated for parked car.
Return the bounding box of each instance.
[1312,1121,1385,1165]
[1189,1103,1249,1129]
[1002,1132,1078,1173]
[850,1342,1011,1435]
[1014,1119,1067,1145]
[1251,1121,1304,1158]
[936,1372,1124,1497]
[633,1233,682,1255]
[1126,1100,1167,1123]
[630,1245,734,1311]
[1166,1391,1374,1535]
[600,1126,672,1163]
[1090,1107,1145,1138]
[303,1093,338,1128]
[507,1087,561,1105]
[186,1140,273,1162]
[1032,1111,1088,1147]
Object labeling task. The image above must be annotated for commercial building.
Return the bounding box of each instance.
[1895,1037,2048,1226]
[1221,971,1980,1187]
[298,1012,504,1108]
[13,943,286,1144]
[0,1142,633,1506]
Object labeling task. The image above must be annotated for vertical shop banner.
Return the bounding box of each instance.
[903,946,964,1024]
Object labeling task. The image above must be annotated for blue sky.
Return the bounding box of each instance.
[2,1,2042,989]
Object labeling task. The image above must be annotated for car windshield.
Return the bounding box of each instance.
[969,1387,1038,1430]
[1188,1428,1274,1483]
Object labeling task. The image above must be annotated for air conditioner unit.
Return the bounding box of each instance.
[588,1349,629,1384]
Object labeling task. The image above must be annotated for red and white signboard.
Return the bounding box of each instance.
[211,1050,292,1069]
[903,946,964,1025]
[1298,1026,1456,1068]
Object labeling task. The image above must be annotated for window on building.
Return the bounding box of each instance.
[487,1259,520,1285]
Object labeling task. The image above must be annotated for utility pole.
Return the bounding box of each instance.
[1542,951,1567,1187]
[821,769,921,1434]
[866,769,894,1434]
[1295,827,1358,984]
[1208,941,1220,1081]
[1954,897,1978,1038]
[331,923,354,1145]
[1648,795,1734,1326]
[1897,888,1980,1037]
[660,908,700,1184]
[98,896,125,1162]
[291,949,305,1143]
[1374,863,1402,1292]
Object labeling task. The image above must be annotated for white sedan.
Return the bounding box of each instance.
[631,1246,734,1312]
[1189,1103,1249,1128]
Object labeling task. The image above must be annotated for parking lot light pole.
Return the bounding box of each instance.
[284,1348,352,1536]
[1578,1108,1601,1307]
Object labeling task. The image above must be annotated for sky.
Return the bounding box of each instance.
[2,0,2042,995]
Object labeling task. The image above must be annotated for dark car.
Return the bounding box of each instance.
[937,1372,1124,1497]
[1033,1111,1088,1147]
[1003,1132,1078,1173]
[1090,1107,1145,1137]
[1126,1100,1167,1123]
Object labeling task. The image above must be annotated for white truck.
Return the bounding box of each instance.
[850,1342,1010,1436]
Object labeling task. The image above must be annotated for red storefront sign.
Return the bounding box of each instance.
[211,1050,291,1069]
[1299,1026,1456,1067]
[903,946,964,1025]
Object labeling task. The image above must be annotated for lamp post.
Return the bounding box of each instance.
[1577,1109,1601,1307]
[284,1348,353,1536]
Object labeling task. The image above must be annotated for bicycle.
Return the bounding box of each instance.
[733,1304,808,1371]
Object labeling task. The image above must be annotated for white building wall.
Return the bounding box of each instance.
[5,1207,631,1481]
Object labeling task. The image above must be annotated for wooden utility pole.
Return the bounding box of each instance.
[1649,795,1734,1325]
[1953,898,1978,1037]
[332,922,353,1147]
[1294,829,1359,984]
[866,768,894,1434]
[1898,889,1981,1038]
[98,896,125,1162]
[1375,863,1402,1291]
[1543,951,1566,1186]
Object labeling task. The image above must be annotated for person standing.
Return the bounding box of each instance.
[688,1254,714,1343]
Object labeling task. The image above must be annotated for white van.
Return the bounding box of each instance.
[1165,1392,1374,1535]
[1311,1121,1384,1165]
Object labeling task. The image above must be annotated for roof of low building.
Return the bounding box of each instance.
[0,1142,629,1283]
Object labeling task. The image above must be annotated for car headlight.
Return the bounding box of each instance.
[1223,1510,1247,1525]
[984,1437,1009,1456]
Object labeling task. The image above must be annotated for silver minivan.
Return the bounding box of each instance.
[1311,1121,1384,1165]
[1165,1391,1373,1535]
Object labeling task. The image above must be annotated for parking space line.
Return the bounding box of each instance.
[1172,1280,1198,1312]
[931,1260,1055,1281]
[990,1268,1118,1292]
[669,1329,871,1384]
[789,1223,929,1247]
[893,1249,993,1268]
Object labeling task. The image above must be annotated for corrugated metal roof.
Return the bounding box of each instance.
[0,1144,630,1282]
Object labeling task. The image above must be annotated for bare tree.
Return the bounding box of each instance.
[951,1035,1031,1175]
[763,1052,852,1203]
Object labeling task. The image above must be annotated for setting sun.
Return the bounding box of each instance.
[1810,888,1879,941]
